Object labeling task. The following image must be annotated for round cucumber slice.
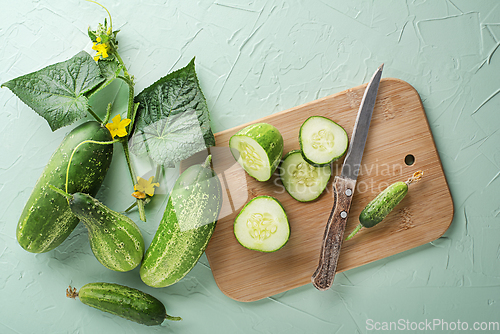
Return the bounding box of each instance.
[299,116,348,166]
[234,196,289,252]
[229,123,284,181]
[280,150,331,202]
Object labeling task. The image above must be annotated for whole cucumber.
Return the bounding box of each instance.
[345,171,423,241]
[17,121,113,253]
[140,155,222,288]
[359,181,408,228]
[67,283,181,326]
[66,192,145,272]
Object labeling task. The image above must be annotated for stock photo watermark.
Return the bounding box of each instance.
[272,159,405,196]
[131,145,409,221]
[366,318,500,332]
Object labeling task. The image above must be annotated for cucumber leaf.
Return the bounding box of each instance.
[129,110,206,168]
[98,59,121,84]
[87,59,122,98]
[1,51,105,131]
[129,58,215,167]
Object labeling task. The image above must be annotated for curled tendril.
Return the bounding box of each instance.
[86,0,113,30]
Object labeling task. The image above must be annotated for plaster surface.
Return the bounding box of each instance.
[1,1,499,333]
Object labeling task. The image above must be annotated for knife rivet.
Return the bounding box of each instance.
[340,211,347,219]
[345,188,352,197]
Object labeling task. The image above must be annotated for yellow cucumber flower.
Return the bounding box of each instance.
[105,114,131,139]
[133,176,160,198]
[92,40,110,61]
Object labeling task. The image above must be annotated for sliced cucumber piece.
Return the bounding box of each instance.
[234,196,289,252]
[299,116,348,166]
[280,150,331,202]
[229,123,284,181]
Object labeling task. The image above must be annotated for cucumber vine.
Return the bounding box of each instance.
[3,1,215,223]
[85,1,149,220]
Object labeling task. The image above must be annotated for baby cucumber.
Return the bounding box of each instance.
[279,150,331,202]
[51,187,145,272]
[346,171,424,240]
[299,116,348,166]
[140,155,222,288]
[359,182,408,229]
[234,195,290,252]
[17,121,113,253]
[67,283,181,326]
[229,123,284,181]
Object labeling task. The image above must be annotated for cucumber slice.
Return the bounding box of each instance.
[229,123,284,181]
[234,196,289,252]
[299,116,348,166]
[280,150,331,202]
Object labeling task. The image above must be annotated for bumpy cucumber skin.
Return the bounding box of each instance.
[230,122,284,181]
[140,158,222,288]
[359,181,408,228]
[69,193,145,272]
[78,283,167,326]
[298,115,348,167]
[17,121,113,253]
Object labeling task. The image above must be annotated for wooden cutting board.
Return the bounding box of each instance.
[184,78,454,302]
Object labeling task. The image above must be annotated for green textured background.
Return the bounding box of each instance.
[1,1,499,333]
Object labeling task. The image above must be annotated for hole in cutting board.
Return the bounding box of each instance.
[405,154,415,166]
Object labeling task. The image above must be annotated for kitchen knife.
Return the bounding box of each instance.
[311,64,384,291]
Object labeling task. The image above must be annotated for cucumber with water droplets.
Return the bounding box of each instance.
[50,187,145,272]
[140,155,222,288]
[67,283,181,326]
[17,121,113,253]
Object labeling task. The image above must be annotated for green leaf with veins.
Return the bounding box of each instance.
[86,59,121,98]
[129,110,206,168]
[1,51,105,131]
[98,59,121,82]
[129,58,215,167]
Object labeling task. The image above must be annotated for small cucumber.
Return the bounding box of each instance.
[51,187,145,272]
[299,116,348,166]
[140,155,222,288]
[234,195,290,252]
[67,283,181,326]
[359,181,409,228]
[279,150,331,202]
[229,123,284,181]
[17,121,113,253]
[346,171,424,240]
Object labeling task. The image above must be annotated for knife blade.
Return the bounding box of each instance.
[311,64,384,291]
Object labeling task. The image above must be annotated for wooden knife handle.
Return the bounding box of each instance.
[312,176,356,291]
